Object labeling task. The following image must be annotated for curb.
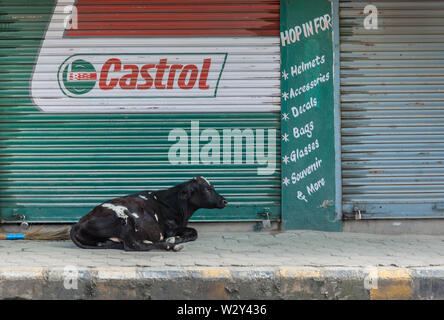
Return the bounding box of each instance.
[2,266,444,299]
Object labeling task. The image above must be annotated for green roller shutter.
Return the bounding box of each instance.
[0,0,281,223]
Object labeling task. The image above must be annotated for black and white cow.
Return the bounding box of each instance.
[70,176,227,251]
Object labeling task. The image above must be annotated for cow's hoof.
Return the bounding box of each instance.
[172,244,184,252]
[166,237,176,244]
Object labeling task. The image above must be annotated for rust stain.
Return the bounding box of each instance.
[320,200,333,208]
[207,282,229,300]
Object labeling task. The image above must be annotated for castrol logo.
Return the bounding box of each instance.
[57,53,227,98]
[31,0,280,113]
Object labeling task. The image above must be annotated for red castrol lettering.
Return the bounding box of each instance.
[99,58,211,90]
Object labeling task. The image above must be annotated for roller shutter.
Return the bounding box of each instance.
[340,0,444,219]
[0,0,281,223]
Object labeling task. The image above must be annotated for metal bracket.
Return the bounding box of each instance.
[0,214,29,229]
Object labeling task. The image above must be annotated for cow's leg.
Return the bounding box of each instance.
[123,240,184,252]
[121,232,183,252]
[166,227,198,245]
[71,223,124,249]
[97,239,125,250]
[120,213,178,251]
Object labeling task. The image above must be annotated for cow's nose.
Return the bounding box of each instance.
[223,199,228,205]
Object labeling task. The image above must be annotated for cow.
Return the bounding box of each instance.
[70,176,227,251]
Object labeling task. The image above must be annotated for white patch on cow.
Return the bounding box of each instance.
[143,240,153,244]
[159,233,164,241]
[138,195,147,200]
[102,203,129,223]
[154,214,159,222]
[153,195,158,200]
[131,213,139,219]
[109,237,122,243]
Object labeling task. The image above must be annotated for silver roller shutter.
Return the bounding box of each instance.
[340,0,444,219]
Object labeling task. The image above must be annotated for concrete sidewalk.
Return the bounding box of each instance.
[1,230,444,299]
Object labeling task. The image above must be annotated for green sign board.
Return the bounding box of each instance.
[280,0,341,231]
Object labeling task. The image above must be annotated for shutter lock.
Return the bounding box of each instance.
[254,208,272,231]
[353,207,365,220]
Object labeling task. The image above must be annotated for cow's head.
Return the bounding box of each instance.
[180,176,227,209]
